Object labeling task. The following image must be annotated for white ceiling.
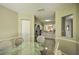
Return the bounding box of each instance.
[0,3,63,23]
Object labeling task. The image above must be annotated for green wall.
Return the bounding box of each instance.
[0,5,18,39]
[55,4,77,54]
[76,4,79,54]
[0,5,18,54]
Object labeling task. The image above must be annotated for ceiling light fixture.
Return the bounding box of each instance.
[37,8,45,11]
[45,19,51,22]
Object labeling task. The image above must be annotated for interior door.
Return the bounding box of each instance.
[22,20,30,41]
[21,20,31,54]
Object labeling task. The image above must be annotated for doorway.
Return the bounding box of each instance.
[21,20,31,54]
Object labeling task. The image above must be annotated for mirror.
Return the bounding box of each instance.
[44,24,53,32]
[61,14,73,38]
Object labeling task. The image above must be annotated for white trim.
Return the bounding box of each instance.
[0,35,21,42]
[57,39,79,44]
